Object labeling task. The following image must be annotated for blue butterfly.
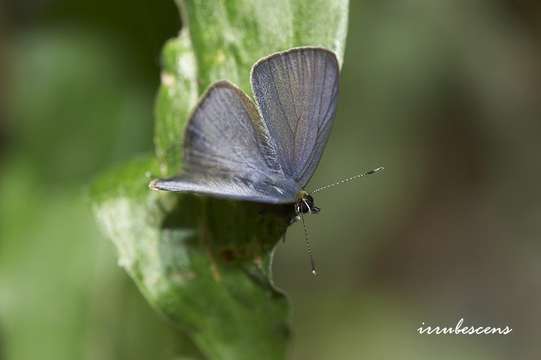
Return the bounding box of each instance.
[150,47,382,273]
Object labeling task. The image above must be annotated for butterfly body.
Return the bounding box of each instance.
[150,47,339,219]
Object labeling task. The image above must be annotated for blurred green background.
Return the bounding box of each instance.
[2,0,540,359]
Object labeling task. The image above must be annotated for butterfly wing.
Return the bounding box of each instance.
[150,173,297,204]
[251,47,339,187]
[151,80,299,204]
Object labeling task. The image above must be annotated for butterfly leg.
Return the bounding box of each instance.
[289,215,301,225]
[289,203,302,224]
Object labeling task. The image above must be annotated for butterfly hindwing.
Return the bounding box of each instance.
[151,173,297,204]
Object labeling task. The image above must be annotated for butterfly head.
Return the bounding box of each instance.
[295,191,320,215]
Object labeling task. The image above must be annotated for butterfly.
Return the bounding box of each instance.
[150,47,382,273]
[151,47,339,214]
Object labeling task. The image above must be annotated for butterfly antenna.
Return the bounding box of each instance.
[311,166,384,194]
[300,212,317,276]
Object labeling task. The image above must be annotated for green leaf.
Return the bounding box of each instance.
[92,157,290,359]
[181,0,348,95]
[92,1,348,358]
[154,32,199,174]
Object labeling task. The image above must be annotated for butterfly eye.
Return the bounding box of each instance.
[297,199,311,214]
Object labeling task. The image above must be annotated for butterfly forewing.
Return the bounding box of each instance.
[151,80,299,204]
[251,48,339,187]
[152,48,340,203]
